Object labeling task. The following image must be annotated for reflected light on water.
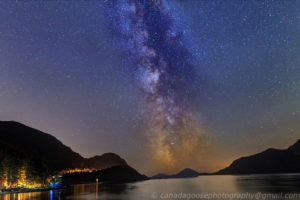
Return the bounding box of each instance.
[1,174,300,200]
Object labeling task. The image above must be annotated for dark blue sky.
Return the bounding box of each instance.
[0,0,300,175]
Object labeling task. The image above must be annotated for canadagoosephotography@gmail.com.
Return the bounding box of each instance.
[153,192,300,200]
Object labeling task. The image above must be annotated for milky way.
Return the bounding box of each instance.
[1,0,300,175]
[106,0,208,172]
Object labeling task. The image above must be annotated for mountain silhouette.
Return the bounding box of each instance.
[63,165,148,184]
[151,168,200,179]
[86,153,127,169]
[0,121,126,171]
[172,168,200,178]
[217,139,300,174]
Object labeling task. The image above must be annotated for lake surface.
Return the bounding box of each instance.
[2,174,300,200]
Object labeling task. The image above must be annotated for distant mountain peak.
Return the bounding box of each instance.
[151,168,199,179]
[179,168,197,172]
[176,168,199,177]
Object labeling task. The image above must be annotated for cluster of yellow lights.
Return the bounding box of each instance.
[60,168,95,175]
[0,167,49,189]
[0,167,97,189]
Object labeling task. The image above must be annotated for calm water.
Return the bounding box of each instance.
[2,174,300,200]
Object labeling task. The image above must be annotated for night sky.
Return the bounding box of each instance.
[1,0,300,175]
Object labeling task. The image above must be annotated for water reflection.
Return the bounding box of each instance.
[235,174,300,193]
[1,174,300,200]
[0,191,49,200]
[99,183,136,194]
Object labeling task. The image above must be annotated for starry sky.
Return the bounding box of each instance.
[1,0,300,175]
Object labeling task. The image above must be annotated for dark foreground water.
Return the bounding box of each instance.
[2,174,300,200]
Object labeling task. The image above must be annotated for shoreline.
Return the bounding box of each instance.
[0,186,65,195]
